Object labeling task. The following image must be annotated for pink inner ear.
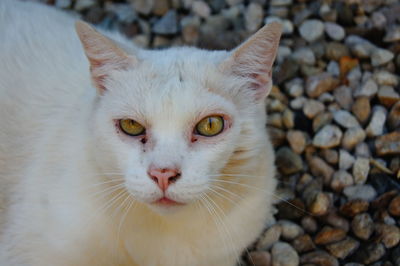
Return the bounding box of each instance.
[249,70,272,100]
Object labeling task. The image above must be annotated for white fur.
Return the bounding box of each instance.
[0,1,280,265]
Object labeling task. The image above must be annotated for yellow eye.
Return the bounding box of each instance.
[119,119,145,136]
[195,116,224,137]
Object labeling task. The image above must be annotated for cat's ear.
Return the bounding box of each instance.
[75,21,137,94]
[221,22,282,102]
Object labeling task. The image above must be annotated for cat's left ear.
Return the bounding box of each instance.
[75,21,137,94]
[221,22,282,102]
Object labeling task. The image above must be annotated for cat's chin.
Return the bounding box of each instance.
[146,197,188,215]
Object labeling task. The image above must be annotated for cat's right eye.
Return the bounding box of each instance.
[119,119,146,136]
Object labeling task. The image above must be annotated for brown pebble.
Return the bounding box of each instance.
[313,112,333,132]
[268,127,286,148]
[352,243,385,264]
[375,131,400,156]
[277,198,306,220]
[351,213,374,240]
[300,251,339,266]
[325,237,360,259]
[371,190,398,209]
[301,216,318,234]
[248,251,271,266]
[320,149,339,165]
[308,192,330,216]
[340,199,369,217]
[309,156,334,185]
[375,223,400,248]
[352,97,371,125]
[292,234,316,253]
[388,101,400,130]
[287,130,307,154]
[388,195,400,216]
[323,211,350,232]
[315,226,347,245]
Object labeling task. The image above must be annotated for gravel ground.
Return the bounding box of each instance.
[28,0,400,265]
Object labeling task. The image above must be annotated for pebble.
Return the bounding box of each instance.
[270,0,292,6]
[313,112,333,132]
[344,185,377,202]
[352,157,370,184]
[333,110,360,129]
[388,101,400,130]
[321,149,339,165]
[351,213,374,240]
[299,19,324,42]
[366,106,387,137]
[325,237,360,259]
[268,113,283,128]
[248,251,271,266]
[375,223,400,248]
[330,170,354,192]
[279,220,304,241]
[345,35,376,59]
[303,99,325,119]
[324,212,350,232]
[342,127,366,151]
[153,10,179,34]
[264,17,294,35]
[308,192,330,216]
[351,97,371,124]
[388,195,400,216]
[271,242,299,266]
[300,251,338,266]
[340,199,369,217]
[306,72,339,98]
[313,125,342,149]
[275,147,304,175]
[354,79,378,98]
[327,61,340,77]
[375,131,400,156]
[130,0,154,15]
[292,47,316,65]
[353,243,385,264]
[325,42,350,61]
[191,1,210,18]
[371,48,395,66]
[74,0,95,11]
[301,216,318,234]
[377,86,400,108]
[309,156,334,185]
[268,127,286,148]
[291,234,315,253]
[287,130,306,154]
[338,150,354,170]
[314,226,347,245]
[333,86,353,110]
[244,3,263,32]
[373,70,399,87]
[257,225,282,251]
[282,109,295,129]
[324,22,345,41]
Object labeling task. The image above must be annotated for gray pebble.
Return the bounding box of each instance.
[333,110,360,129]
[313,125,343,148]
[324,22,345,41]
[371,48,395,66]
[299,19,324,42]
[366,106,387,137]
[344,185,377,202]
[271,242,299,266]
[153,10,179,34]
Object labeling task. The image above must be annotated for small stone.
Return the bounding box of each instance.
[324,22,345,41]
[352,158,370,184]
[74,0,95,11]
[275,147,303,175]
[388,195,400,216]
[353,243,385,264]
[375,223,400,248]
[373,71,399,87]
[301,216,318,234]
[371,190,398,210]
[340,199,369,217]
[342,127,366,151]
[333,110,360,129]
[191,1,210,18]
[55,0,71,8]
[279,220,304,241]
[366,106,387,137]
[308,192,330,216]
[371,48,395,66]
[292,47,316,65]
[267,99,286,113]
[378,86,400,108]
[257,225,282,251]
[351,97,371,124]
[345,35,376,59]
[290,97,306,110]
[153,10,178,35]
[303,100,325,119]
[153,0,170,15]
[354,79,378,98]
[271,242,299,266]
[313,125,342,148]
[344,185,377,202]
[324,212,350,232]
[327,61,340,77]
[282,109,295,129]
[388,101,400,130]
[371,11,387,29]
[300,251,339,266]
[265,17,293,35]
[244,3,264,32]
[268,113,283,128]
[309,156,334,185]
[375,131,400,156]
[268,127,286,148]
[313,112,333,132]
[299,19,325,42]
[225,0,243,6]
[351,213,374,240]
[276,198,306,220]
[325,42,350,61]
[306,73,339,98]
[287,130,306,154]
[248,251,271,266]
[384,25,400,42]
[321,149,339,165]
[325,237,360,259]
[315,226,347,245]
[334,86,353,110]
[130,0,154,15]
[292,234,315,253]
[270,0,292,6]
[331,170,354,192]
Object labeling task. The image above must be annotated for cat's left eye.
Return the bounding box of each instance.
[119,119,145,136]
[195,116,224,137]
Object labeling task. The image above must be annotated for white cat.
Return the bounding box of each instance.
[0,1,281,265]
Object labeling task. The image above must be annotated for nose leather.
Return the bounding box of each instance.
[148,167,181,191]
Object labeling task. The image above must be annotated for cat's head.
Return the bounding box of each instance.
[76,22,281,213]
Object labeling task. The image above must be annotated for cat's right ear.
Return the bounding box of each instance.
[75,21,138,94]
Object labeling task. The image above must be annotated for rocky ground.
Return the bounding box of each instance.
[33,0,400,265]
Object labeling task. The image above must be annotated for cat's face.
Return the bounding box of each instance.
[76,22,281,212]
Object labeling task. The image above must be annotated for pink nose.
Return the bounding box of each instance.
[148,167,181,192]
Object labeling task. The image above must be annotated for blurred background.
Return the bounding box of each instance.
[26,0,400,265]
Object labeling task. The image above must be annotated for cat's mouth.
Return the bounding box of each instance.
[153,196,185,206]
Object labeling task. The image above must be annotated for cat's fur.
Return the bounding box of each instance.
[0,1,281,265]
